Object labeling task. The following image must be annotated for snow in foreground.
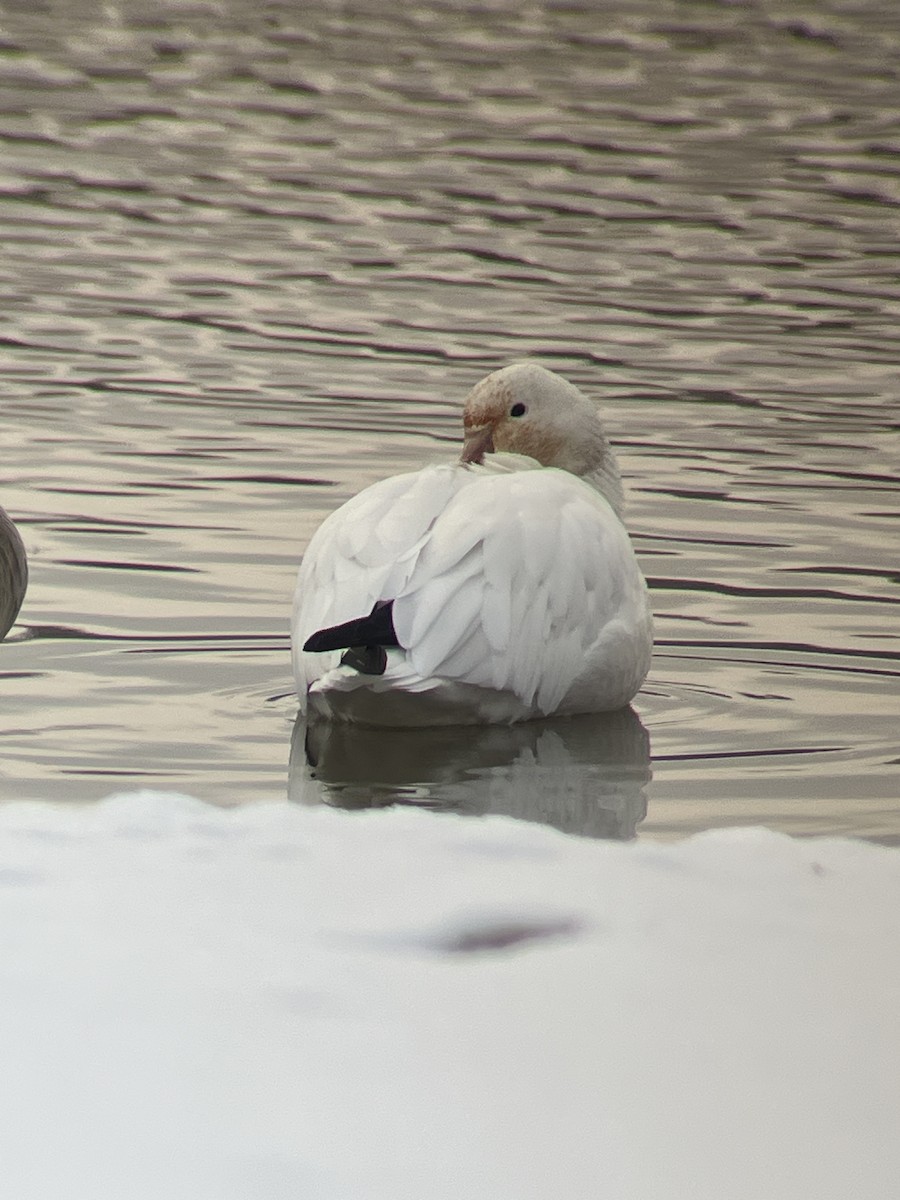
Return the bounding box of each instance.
[1,793,898,1200]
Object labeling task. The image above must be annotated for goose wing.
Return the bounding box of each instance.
[393,468,648,714]
[292,464,468,695]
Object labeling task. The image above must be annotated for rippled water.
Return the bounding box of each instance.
[1,0,897,841]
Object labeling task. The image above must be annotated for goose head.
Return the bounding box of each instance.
[460,362,625,516]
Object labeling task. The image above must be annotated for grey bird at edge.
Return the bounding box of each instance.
[0,504,27,640]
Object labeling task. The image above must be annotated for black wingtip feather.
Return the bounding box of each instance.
[302,600,399,654]
[339,645,388,675]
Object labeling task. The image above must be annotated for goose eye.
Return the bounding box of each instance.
[509,402,527,417]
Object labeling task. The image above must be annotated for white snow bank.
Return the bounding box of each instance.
[0,792,898,1200]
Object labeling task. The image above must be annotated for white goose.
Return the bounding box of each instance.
[292,363,652,726]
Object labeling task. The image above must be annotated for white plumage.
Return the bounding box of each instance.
[292,363,652,726]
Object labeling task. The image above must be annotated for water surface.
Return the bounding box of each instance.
[1,0,897,840]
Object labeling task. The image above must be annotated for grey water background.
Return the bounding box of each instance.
[0,0,897,841]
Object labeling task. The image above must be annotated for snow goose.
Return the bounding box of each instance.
[292,363,652,726]
[0,504,27,640]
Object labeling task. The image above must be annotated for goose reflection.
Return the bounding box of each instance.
[289,707,651,840]
[0,505,27,640]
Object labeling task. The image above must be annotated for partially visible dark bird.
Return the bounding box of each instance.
[0,504,27,640]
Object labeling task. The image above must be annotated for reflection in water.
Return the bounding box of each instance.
[290,708,651,841]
